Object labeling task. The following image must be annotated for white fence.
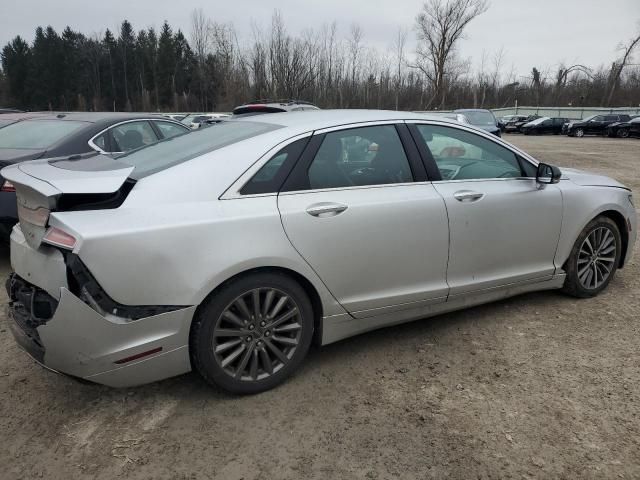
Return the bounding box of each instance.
[491,106,640,120]
[415,106,640,120]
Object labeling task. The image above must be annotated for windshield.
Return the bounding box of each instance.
[581,115,596,122]
[118,120,281,179]
[459,111,496,126]
[0,119,87,149]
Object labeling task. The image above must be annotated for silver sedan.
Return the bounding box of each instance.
[3,110,636,394]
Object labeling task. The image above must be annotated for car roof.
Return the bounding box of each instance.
[0,111,57,121]
[19,112,170,123]
[454,108,493,113]
[230,109,458,134]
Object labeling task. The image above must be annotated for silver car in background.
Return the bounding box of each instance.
[3,110,636,394]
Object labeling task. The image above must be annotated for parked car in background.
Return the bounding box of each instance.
[182,113,230,129]
[425,112,470,124]
[565,114,631,137]
[521,117,570,135]
[504,115,539,133]
[0,108,24,114]
[606,116,640,138]
[454,109,501,136]
[498,115,516,132]
[232,100,320,116]
[4,109,635,394]
[164,113,188,122]
[0,112,189,238]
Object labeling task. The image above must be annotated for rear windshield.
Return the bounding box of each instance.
[118,120,281,179]
[0,119,87,149]
[459,111,496,126]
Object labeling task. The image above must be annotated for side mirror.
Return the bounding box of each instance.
[536,163,562,184]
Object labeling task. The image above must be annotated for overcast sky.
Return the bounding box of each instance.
[2,0,639,77]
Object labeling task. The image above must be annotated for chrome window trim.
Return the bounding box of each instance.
[278,180,430,197]
[220,132,313,200]
[87,118,188,154]
[313,119,402,134]
[431,177,535,184]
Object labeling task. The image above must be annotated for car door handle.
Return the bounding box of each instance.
[306,203,348,217]
[453,190,484,202]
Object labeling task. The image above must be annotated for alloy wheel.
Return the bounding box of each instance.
[577,226,617,290]
[212,288,302,381]
[618,129,629,138]
[575,128,584,137]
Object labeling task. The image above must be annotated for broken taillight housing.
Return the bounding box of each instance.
[1,180,15,192]
[42,227,77,250]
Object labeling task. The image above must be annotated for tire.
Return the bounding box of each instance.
[618,128,630,139]
[562,216,621,298]
[190,272,314,394]
[574,128,585,138]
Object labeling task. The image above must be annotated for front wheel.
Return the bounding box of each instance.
[574,128,585,138]
[618,128,630,138]
[562,216,621,298]
[190,272,314,394]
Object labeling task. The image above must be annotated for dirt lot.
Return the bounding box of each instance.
[1,134,639,480]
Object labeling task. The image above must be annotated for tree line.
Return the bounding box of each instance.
[1,2,639,113]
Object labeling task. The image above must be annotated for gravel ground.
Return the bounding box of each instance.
[0,134,638,480]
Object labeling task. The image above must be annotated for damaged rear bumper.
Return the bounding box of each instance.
[7,226,196,387]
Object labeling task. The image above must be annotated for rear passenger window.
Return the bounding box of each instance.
[111,121,159,152]
[307,125,413,189]
[241,137,309,195]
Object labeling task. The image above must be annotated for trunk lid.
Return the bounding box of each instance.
[1,154,134,248]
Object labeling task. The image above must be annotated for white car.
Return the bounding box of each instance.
[182,113,229,129]
[3,110,636,394]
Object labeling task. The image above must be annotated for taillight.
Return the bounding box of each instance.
[1,180,15,192]
[42,227,77,250]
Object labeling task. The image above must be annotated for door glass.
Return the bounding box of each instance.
[307,125,412,189]
[154,121,188,139]
[416,124,524,180]
[110,121,159,152]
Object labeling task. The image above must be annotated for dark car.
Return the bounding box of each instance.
[606,116,640,138]
[521,117,570,135]
[454,109,501,136]
[505,115,540,133]
[0,108,23,114]
[0,112,190,238]
[232,99,320,116]
[565,114,631,137]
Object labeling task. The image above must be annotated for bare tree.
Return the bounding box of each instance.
[393,27,408,110]
[413,0,489,108]
[347,23,363,104]
[190,8,211,109]
[605,23,640,106]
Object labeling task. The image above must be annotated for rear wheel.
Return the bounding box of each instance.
[618,128,630,138]
[562,216,621,298]
[190,272,314,394]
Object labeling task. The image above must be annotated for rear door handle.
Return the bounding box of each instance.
[453,190,484,202]
[306,203,348,217]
